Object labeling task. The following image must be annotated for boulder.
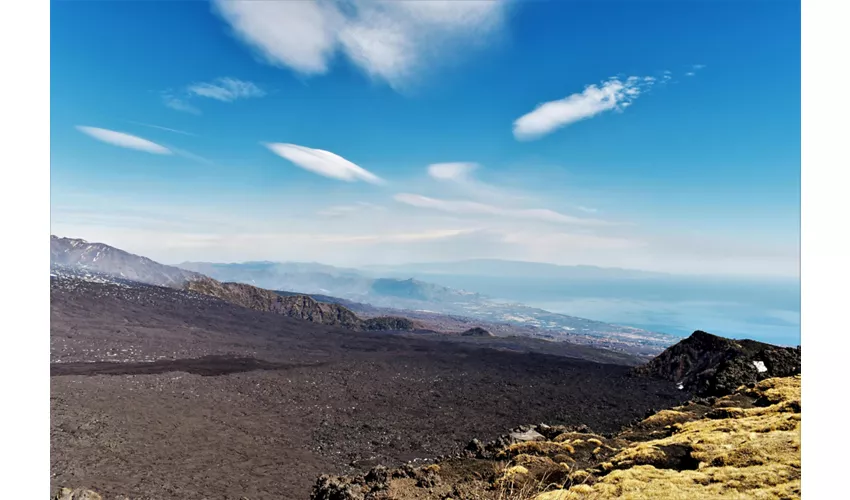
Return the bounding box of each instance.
[509,429,546,443]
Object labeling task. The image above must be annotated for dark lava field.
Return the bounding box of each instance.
[50,278,687,499]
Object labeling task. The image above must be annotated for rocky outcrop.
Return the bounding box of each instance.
[460,327,494,337]
[361,316,417,331]
[185,277,417,332]
[632,330,801,396]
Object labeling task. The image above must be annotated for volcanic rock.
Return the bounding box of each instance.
[185,277,416,332]
[632,330,801,396]
[460,327,494,337]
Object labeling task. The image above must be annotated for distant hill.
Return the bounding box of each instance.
[51,235,203,287]
[178,260,370,296]
[362,259,672,280]
[461,327,493,337]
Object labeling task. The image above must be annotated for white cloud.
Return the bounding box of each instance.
[161,92,201,115]
[318,228,473,244]
[427,162,478,182]
[265,142,384,184]
[211,0,508,89]
[685,72,695,76]
[513,75,655,140]
[187,77,265,102]
[577,206,598,214]
[318,202,386,217]
[394,193,610,226]
[76,126,172,155]
[213,0,340,74]
[693,64,706,70]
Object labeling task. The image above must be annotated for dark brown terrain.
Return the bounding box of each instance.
[633,330,801,395]
[51,276,687,499]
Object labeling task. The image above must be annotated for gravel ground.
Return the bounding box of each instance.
[50,278,687,499]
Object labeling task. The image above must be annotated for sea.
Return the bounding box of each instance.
[415,274,801,347]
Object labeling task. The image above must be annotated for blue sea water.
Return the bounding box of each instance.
[406,274,801,346]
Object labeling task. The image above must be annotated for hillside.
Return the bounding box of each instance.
[50,276,682,498]
[185,277,361,327]
[632,330,801,395]
[51,316,802,499]
[51,235,202,287]
[186,277,418,332]
[311,375,801,500]
[50,236,419,334]
[310,332,802,499]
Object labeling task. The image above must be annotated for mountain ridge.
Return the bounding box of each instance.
[50,236,418,333]
[52,236,678,355]
[51,235,203,287]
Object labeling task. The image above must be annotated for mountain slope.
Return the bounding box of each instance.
[632,330,801,396]
[311,332,802,500]
[177,260,679,353]
[51,236,416,332]
[185,277,416,331]
[311,375,801,500]
[51,235,202,287]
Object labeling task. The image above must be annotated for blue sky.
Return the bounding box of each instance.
[51,0,800,276]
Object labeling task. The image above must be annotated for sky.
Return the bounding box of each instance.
[51,0,801,277]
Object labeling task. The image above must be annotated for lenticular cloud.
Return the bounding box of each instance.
[76,126,172,155]
[264,143,383,184]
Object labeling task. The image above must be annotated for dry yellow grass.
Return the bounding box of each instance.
[513,454,563,468]
[553,432,606,443]
[503,441,576,457]
[530,376,801,500]
[639,409,697,428]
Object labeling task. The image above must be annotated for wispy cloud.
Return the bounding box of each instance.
[318,202,386,218]
[427,162,478,182]
[423,161,530,205]
[187,77,266,102]
[169,147,215,166]
[394,193,610,226]
[76,126,172,155]
[128,121,196,136]
[265,143,384,184]
[162,77,263,113]
[685,64,706,77]
[161,92,202,115]
[577,205,598,214]
[211,0,508,89]
[318,228,473,244]
[513,75,657,140]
